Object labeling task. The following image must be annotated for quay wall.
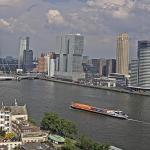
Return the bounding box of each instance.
[38,77,150,97]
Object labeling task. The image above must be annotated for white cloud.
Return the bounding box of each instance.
[47,9,65,25]
[86,0,135,19]
[0,19,10,28]
[7,15,38,34]
[137,3,150,12]
[113,7,129,19]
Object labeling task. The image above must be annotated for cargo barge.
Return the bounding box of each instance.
[70,103,128,119]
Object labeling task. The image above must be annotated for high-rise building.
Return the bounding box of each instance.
[99,58,106,76]
[91,59,100,73]
[26,37,29,50]
[18,37,30,69]
[55,34,85,81]
[91,58,115,77]
[106,59,116,77]
[82,56,89,64]
[138,41,150,87]
[130,59,138,86]
[37,53,45,73]
[130,41,150,87]
[116,33,129,75]
[0,101,28,133]
[47,52,56,77]
[23,50,33,72]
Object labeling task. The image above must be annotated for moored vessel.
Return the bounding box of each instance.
[70,102,128,119]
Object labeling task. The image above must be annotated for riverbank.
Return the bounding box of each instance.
[38,77,150,97]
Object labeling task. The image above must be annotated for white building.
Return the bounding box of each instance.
[45,52,56,77]
[0,100,28,133]
[109,73,130,87]
[0,104,11,132]
[48,59,55,77]
[55,34,85,81]
[0,141,22,150]
[93,77,116,87]
[0,101,48,150]
[22,133,48,144]
[12,119,48,144]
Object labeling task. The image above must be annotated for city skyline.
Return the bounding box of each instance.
[0,0,150,58]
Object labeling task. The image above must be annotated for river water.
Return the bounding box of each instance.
[0,80,150,150]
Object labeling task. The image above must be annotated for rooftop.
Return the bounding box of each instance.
[0,145,8,150]
[0,106,11,112]
[0,100,27,115]
[8,105,27,115]
[13,119,40,133]
[23,132,47,138]
[48,135,65,143]
[21,142,52,150]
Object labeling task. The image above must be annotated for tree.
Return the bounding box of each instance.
[28,116,36,125]
[79,135,93,150]
[92,143,110,150]
[5,132,15,139]
[79,135,109,150]
[63,138,77,150]
[41,112,77,138]
[60,119,77,138]
[13,146,21,150]
[0,128,5,138]
[41,112,60,133]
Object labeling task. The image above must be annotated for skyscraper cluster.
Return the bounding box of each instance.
[90,58,116,77]
[55,34,85,81]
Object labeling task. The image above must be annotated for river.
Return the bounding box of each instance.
[0,80,150,150]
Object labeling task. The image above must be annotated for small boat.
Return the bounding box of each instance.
[70,102,128,120]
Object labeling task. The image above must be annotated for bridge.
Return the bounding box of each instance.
[0,73,39,81]
[0,76,16,81]
[16,73,39,80]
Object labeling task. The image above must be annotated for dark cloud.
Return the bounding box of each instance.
[26,4,39,12]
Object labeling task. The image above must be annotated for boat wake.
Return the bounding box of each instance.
[127,118,150,125]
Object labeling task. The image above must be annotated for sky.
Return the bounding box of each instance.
[0,0,150,59]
